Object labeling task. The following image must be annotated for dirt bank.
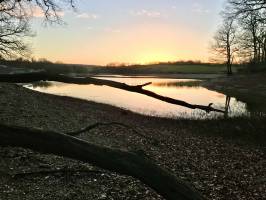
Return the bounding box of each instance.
[203,73,266,113]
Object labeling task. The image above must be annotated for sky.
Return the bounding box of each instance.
[30,0,226,65]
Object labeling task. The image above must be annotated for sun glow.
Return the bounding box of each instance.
[136,52,178,64]
[32,12,215,65]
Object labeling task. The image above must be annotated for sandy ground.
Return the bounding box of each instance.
[0,82,265,200]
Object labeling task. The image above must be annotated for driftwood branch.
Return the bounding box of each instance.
[66,122,136,136]
[0,123,204,200]
[0,71,225,113]
[66,122,160,146]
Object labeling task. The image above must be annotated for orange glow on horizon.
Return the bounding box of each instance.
[33,22,211,65]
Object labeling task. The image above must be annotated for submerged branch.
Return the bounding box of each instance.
[0,71,225,113]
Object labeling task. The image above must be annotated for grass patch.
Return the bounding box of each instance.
[136,64,227,74]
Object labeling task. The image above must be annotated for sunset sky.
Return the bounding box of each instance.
[31,0,225,65]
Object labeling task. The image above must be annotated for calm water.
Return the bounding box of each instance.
[24,76,248,119]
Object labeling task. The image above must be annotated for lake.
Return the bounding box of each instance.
[24,76,248,119]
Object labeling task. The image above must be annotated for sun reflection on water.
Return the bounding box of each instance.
[24,77,248,119]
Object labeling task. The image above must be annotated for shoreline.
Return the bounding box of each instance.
[0,82,265,200]
[90,73,225,80]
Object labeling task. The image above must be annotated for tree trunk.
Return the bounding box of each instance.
[226,32,233,75]
[251,21,258,63]
[0,124,204,200]
[263,42,265,63]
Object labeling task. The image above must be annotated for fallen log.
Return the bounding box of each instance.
[0,124,204,200]
[0,71,225,113]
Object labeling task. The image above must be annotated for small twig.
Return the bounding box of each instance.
[135,82,152,88]
[11,168,103,178]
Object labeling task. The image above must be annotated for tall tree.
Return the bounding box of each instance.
[221,0,266,65]
[238,9,262,63]
[212,19,238,75]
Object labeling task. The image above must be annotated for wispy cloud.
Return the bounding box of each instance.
[171,6,177,10]
[85,27,120,33]
[76,13,99,19]
[130,9,162,18]
[192,3,210,14]
[104,27,121,33]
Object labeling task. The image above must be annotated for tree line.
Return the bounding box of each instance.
[212,0,266,74]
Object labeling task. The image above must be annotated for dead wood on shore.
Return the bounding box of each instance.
[0,71,224,113]
[0,123,204,200]
[65,121,161,146]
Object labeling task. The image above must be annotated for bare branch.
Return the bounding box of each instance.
[0,72,226,114]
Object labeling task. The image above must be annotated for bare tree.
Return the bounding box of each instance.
[0,0,75,22]
[227,0,266,17]
[222,0,266,65]
[0,1,31,58]
[0,0,75,58]
[238,10,261,62]
[212,19,238,75]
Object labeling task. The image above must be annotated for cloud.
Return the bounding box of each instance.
[171,6,177,10]
[192,3,210,14]
[130,9,162,18]
[76,13,99,19]
[104,27,121,33]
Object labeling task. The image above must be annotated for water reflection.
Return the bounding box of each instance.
[24,77,248,119]
[224,96,231,118]
[152,81,202,88]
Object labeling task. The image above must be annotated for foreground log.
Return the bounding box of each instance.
[0,71,225,113]
[0,124,204,200]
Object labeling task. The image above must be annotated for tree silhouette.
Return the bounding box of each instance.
[0,1,32,58]
[212,19,238,75]
[214,0,266,66]
[0,0,75,58]
[228,0,266,17]
[0,0,75,21]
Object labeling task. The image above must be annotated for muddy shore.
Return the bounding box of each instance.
[0,82,265,200]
